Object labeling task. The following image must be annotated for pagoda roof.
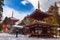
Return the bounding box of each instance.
[10,17,19,23]
[10,17,18,20]
[28,9,53,20]
[24,21,59,28]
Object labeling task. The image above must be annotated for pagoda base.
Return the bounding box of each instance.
[26,34,55,38]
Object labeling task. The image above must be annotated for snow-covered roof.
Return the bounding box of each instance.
[24,21,59,28]
[33,20,46,24]
[12,25,23,28]
[10,17,19,20]
[27,9,53,20]
[15,21,21,24]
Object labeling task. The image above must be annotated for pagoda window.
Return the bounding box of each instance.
[47,28,51,33]
[35,27,42,30]
[34,27,42,34]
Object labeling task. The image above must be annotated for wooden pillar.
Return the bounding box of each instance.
[41,27,48,34]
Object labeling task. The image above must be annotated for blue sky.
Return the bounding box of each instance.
[4,0,60,13]
[3,0,60,20]
[4,0,34,13]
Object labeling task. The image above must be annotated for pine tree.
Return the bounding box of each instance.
[44,2,60,36]
[2,17,11,24]
[0,0,4,30]
[45,3,59,24]
[0,0,4,21]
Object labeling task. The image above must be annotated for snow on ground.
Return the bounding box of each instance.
[0,33,60,40]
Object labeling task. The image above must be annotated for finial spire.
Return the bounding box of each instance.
[12,11,13,18]
[54,2,58,8]
[38,0,40,9]
[55,2,57,6]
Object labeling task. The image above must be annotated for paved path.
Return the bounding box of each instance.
[0,33,60,40]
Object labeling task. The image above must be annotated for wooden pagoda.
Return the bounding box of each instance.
[22,1,59,37]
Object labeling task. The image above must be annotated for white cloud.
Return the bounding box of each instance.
[23,0,60,14]
[21,0,29,5]
[3,6,27,21]
[28,0,60,11]
[28,0,50,11]
[28,0,38,9]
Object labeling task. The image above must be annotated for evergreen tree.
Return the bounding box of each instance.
[0,0,4,31]
[44,2,60,36]
[2,17,11,24]
[0,0,4,18]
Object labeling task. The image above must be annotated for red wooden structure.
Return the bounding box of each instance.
[28,9,53,20]
[11,17,19,24]
[2,24,9,32]
[22,1,59,37]
[23,21,59,37]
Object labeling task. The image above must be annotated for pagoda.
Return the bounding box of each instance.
[22,1,59,37]
[10,11,19,24]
